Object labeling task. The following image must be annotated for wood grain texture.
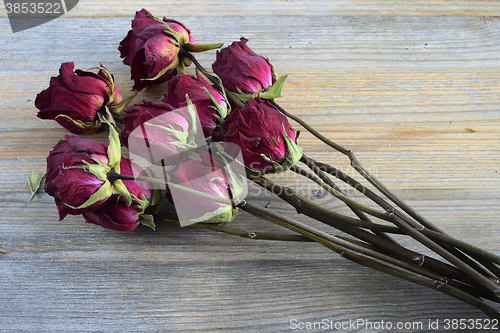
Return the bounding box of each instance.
[2,1,500,18]
[1,1,500,332]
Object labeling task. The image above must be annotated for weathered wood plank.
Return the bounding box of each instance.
[1,3,500,332]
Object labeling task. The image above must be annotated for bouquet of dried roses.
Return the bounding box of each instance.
[30,9,500,319]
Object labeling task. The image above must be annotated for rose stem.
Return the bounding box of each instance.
[160,217,312,242]
[296,156,398,244]
[248,175,493,293]
[387,209,500,298]
[237,200,500,319]
[108,170,235,206]
[290,164,389,220]
[236,200,476,293]
[289,160,488,285]
[242,200,495,300]
[420,229,500,267]
[161,213,494,302]
[308,156,500,278]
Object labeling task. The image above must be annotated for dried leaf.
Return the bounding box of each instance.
[27,172,44,204]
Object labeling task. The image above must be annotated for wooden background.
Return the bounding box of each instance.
[1,1,500,332]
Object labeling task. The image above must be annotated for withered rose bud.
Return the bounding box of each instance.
[212,38,276,95]
[35,62,123,135]
[162,71,227,137]
[166,151,244,224]
[82,158,157,232]
[119,9,223,91]
[212,97,302,174]
[120,99,198,166]
[45,126,133,220]
[44,135,109,198]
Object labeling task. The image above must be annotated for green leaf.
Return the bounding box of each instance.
[151,188,162,210]
[232,91,258,103]
[106,121,122,171]
[144,168,163,208]
[64,181,113,210]
[259,126,302,174]
[55,114,100,131]
[216,154,245,200]
[183,42,224,53]
[146,14,184,44]
[83,159,110,182]
[187,205,235,224]
[140,214,156,230]
[269,61,278,82]
[112,179,133,207]
[162,24,184,43]
[108,90,138,116]
[143,122,190,145]
[130,193,151,213]
[185,94,198,135]
[260,74,289,100]
[281,126,303,170]
[27,172,44,204]
[203,87,228,120]
[210,73,231,113]
[260,154,286,174]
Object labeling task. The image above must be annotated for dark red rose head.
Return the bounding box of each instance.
[45,135,109,199]
[212,97,302,174]
[119,9,223,91]
[45,125,135,220]
[35,62,123,135]
[45,129,159,231]
[162,72,227,138]
[212,38,276,95]
[82,158,157,232]
[118,8,190,91]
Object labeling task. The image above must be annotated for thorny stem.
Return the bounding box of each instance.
[289,164,490,281]
[298,156,398,244]
[421,229,500,267]
[108,169,235,206]
[309,157,500,279]
[238,201,500,319]
[268,98,499,284]
[160,217,312,242]
[248,174,494,294]
[191,223,312,242]
[388,209,500,298]
[290,164,389,221]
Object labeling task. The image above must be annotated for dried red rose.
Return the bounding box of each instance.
[35,62,123,135]
[212,38,276,95]
[162,72,227,138]
[119,8,222,91]
[82,158,155,232]
[212,97,302,174]
[45,126,132,220]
